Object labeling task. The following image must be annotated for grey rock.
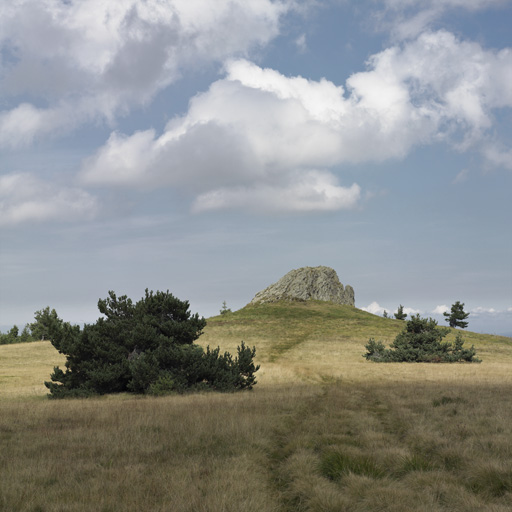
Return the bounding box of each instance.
[250,266,355,306]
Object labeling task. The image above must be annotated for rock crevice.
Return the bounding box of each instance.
[250,266,355,306]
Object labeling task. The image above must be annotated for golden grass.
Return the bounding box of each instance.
[0,341,65,401]
[1,302,511,511]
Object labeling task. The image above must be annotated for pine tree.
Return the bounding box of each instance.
[45,290,259,397]
[444,301,469,329]
[29,307,63,341]
[394,304,407,320]
[220,301,232,315]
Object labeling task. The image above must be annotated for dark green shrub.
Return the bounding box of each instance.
[363,315,480,363]
[363,338,389,361]
[45,290,259,397]
[147,373,179,396]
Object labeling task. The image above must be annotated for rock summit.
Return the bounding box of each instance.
[250,266,355,306]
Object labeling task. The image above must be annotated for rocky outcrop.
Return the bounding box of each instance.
[250,266,355,306]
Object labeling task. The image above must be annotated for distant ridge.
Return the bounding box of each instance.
[249,266,355,306]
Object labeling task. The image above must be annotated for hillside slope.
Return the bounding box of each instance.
[1,301,510,397]
[201,301,512,385]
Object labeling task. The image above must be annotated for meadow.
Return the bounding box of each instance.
[1,302,511,511]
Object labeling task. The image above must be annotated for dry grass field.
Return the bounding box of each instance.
[1,301,511,511]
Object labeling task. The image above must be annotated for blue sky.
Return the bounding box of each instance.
[1,0,511,336]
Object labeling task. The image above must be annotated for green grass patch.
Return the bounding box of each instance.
[320,450,386,480]
[467,465,512,498]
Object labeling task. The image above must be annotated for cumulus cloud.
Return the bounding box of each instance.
[361,302,422,317]
[0,0,294,147]
[433,304,449,315]
[0,173,98,226]
[361,302,387,316]
[81,29,512,212]
[352,31,512,146]
[402,306,422,317]
[81,60,363,212]
[192,173,361,213]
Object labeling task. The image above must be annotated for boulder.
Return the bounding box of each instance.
[250,266,355,306]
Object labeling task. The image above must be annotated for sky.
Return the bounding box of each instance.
[1,0,511,337]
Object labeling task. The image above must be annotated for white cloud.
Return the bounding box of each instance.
[433,304,449,314]
[0,0,295,148]
[361,303,423,318]
[192,172,361,213]
[81,30,512,211]
[81,60,363,213]
[347,30,512,163]
[403,306,421,317]
[0,173,98,226]
[361,302,387,315]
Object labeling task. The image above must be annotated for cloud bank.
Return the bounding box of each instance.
[0,173,98,226]
[2,1,511,216]
[81,30,512,213]
[0,0,293,147]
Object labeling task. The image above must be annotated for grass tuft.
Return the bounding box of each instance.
[319,450,386,481]
[395,453,438,476]
[467,464,512,498]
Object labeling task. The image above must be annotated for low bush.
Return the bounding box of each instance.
[364,315,480,363]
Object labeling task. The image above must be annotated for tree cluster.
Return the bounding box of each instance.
[0,325,34,345]
[44,290,259,398]
[0,306,65,345]
[364,314,480,363]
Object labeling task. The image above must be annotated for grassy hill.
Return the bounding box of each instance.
[201,301,512,384]
[1,301,512,511]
